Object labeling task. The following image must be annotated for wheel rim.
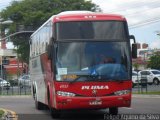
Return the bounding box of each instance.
[154,79,159,85]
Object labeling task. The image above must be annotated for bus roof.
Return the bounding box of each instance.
[53,11,126,22]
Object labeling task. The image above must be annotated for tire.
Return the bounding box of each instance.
[32,86,36,100]
[132,82,135,88]
[153,78,159,85]
[35,94,44,110]
[109,107,118,115]
[50,108,61,118]
[6,87,10,90]
[48,91,61,118]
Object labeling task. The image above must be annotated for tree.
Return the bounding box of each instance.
[133,63,140,71]
[148,51,160,69]
[0,0,101,63]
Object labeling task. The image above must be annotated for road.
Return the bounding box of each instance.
[0,95,160,120]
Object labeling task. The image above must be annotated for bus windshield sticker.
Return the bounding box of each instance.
[62,75,78,81]
[56,75,61,81]
[58,68,67,75]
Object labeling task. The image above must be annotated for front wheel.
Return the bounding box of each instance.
[48,90,61,118]
[153,78,159,85]
[109,107,118,115]
[50,108,61,118]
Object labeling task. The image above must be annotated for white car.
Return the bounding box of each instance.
[132,71,140,87]
[138,69,160,85]
[18,75,31,87]
[0,78,10,89]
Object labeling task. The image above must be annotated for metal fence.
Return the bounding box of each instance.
[0,79,31,95]
[132,84,160,93]
[0,78,160,96]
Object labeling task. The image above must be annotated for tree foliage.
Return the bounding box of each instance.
[148,51,160,69]
[0,0,100,63]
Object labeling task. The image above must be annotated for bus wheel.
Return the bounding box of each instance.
[132,82,135,88]
[47,90,61,118]
[109,107,118,115]
[50,108,61,118]
[35,95,44,110]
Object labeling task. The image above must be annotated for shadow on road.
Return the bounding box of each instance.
[18,110,106,120]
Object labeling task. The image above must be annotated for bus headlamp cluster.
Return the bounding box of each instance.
[114,90,131,96]
[57,91,76,97]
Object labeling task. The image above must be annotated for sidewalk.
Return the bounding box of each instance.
[0,95,32,98]
[132,94,160,98]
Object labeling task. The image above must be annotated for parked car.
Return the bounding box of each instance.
[0,78,10,89]
[132,71,140,87]
[18,75,31,87]
[138,69,160,85]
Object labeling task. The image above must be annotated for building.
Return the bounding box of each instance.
[0,45,26,80]
[132,43,160,70]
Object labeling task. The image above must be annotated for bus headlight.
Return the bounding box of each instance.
[57,91,76,97]
[114,90,131,96]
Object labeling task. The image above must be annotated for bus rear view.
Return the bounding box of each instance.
[30,11,137,118]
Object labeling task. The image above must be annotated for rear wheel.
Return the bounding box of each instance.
[35,94,45,110]
[109,107,118,115]
[153,78,159,85]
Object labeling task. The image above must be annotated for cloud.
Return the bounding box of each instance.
[150,39,160,49]
[0,0,12,10]
[92,0,160,25]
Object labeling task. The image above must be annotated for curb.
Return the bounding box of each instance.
[0,95,32,98]
[0,108,18,120]
[132,94,160,98]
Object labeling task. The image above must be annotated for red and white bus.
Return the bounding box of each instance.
[30,11,137,118]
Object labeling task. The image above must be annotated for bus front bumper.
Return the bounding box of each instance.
[55,95,131,110]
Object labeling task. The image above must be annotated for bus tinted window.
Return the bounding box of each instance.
[56,21,128,40]
[56,41,130,81]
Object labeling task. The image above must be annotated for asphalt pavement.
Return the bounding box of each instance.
[0,95,160,120]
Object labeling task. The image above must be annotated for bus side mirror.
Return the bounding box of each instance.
[129,35,136,43]
[132,44,137,58]
[130,35,137,59]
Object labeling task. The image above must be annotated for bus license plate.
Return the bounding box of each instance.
[89,100,102,105]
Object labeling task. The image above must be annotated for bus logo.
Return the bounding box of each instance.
[92,89,97,96]
[81,85,109,90]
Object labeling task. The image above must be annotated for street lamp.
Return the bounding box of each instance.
[0,19,13,78]
[155,31,160,36]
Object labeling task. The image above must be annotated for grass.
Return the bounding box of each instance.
[0,110,4,118]
[133,91,160,95]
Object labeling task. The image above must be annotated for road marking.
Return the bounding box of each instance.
[122,107,133,109]
[132,95,160,98]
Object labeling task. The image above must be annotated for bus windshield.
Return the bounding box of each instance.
[55,42,131,82]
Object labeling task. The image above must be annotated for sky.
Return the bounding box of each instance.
[0,0,160,49]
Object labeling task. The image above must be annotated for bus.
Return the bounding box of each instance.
[30,11,137,118]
